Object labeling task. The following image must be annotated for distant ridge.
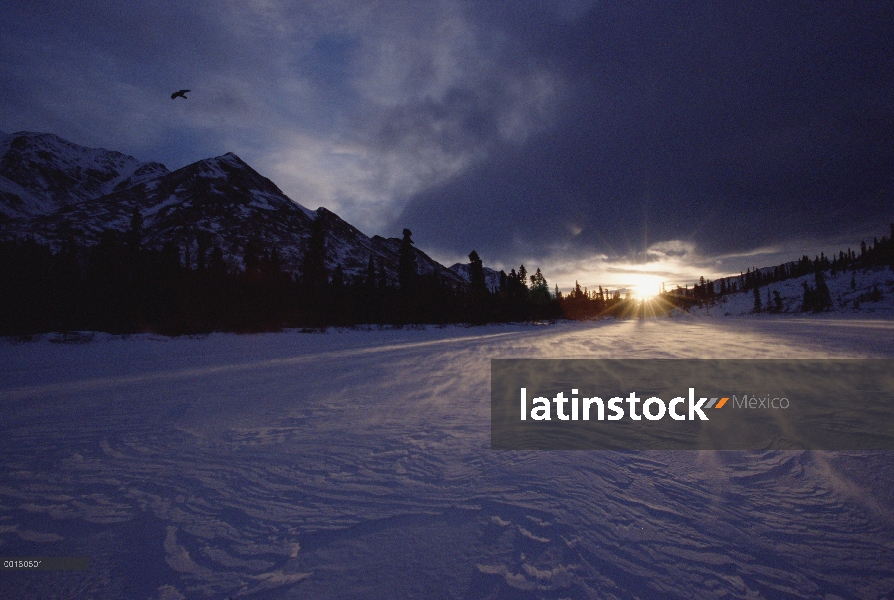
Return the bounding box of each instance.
[0,131,465,285]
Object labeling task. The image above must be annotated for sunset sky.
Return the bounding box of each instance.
[2,1,892,293]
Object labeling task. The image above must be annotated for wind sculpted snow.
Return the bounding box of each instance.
[1,317,893,598]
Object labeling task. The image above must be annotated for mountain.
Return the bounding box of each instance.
[25,151,318,272]
[448,262,503,292]
[0,131,465,286]
[0,130,167,220]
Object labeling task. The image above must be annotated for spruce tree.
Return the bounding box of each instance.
[813,270,832,311]
[365,255,376,289]
[466,250,489,323]
[801,281,814,312]
[530,268,550,304]
[377,259,387,289]
[303,213,328,294]
[125,206,143,258]
[398,228,417,291]
[468,250,486,293]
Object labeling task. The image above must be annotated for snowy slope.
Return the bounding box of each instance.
[0,131,471,284]
[0,131,168,219]
[687,266,894,317]
[371,235,467,286]
[26,151,320,271]
[448,262,503,291]
[1,318,893,599]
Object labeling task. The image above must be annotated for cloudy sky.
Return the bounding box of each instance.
[2,1,892,294]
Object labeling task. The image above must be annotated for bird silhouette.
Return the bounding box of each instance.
[171,89,190,100]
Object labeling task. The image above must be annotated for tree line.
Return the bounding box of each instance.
[0,211,564,336]
[5,214,889,335]
[664,223,894,312]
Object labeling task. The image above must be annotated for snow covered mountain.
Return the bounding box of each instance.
[0,131,465,285]
[448,262,503,292]
[0,130,167,220]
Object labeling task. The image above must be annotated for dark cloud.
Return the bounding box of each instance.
[1,0,892,286]
[393,1,894,271]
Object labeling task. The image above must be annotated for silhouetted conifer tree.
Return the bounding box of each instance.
[377,259,388,290]
[125,206,143,258]
[468,251,485,291]
[467,250,488,323]
[297,213,330,324]
[398,229,416,288]
[365,255,376,289]
[813,269,832,311]
[243,238,261,280]
[530,268,550,304]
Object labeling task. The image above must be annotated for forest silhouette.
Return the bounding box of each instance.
[1,213,892,336]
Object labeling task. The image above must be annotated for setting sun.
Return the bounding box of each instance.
[626,273,665,300]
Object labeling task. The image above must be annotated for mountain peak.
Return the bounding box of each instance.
[192,152,252,175]
[0,130,467,289]
[0,130,166,217]
[187,153,245,180]
[213,151,243,164]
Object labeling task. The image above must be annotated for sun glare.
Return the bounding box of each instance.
[627,274,664,300]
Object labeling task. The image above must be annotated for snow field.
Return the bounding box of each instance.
[1,318,893,598]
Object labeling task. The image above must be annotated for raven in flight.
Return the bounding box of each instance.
[171,89,190,100]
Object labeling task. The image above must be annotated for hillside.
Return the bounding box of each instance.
[683,265,894,317]
[0,130,465,285]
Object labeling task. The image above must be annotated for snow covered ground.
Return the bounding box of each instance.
[688,265,894,317]
[2,317,894,599]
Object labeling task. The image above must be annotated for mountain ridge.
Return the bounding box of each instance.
[0,131,169,219]
[0,131,468,286]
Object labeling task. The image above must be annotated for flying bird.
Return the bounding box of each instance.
[171,89,190,100]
